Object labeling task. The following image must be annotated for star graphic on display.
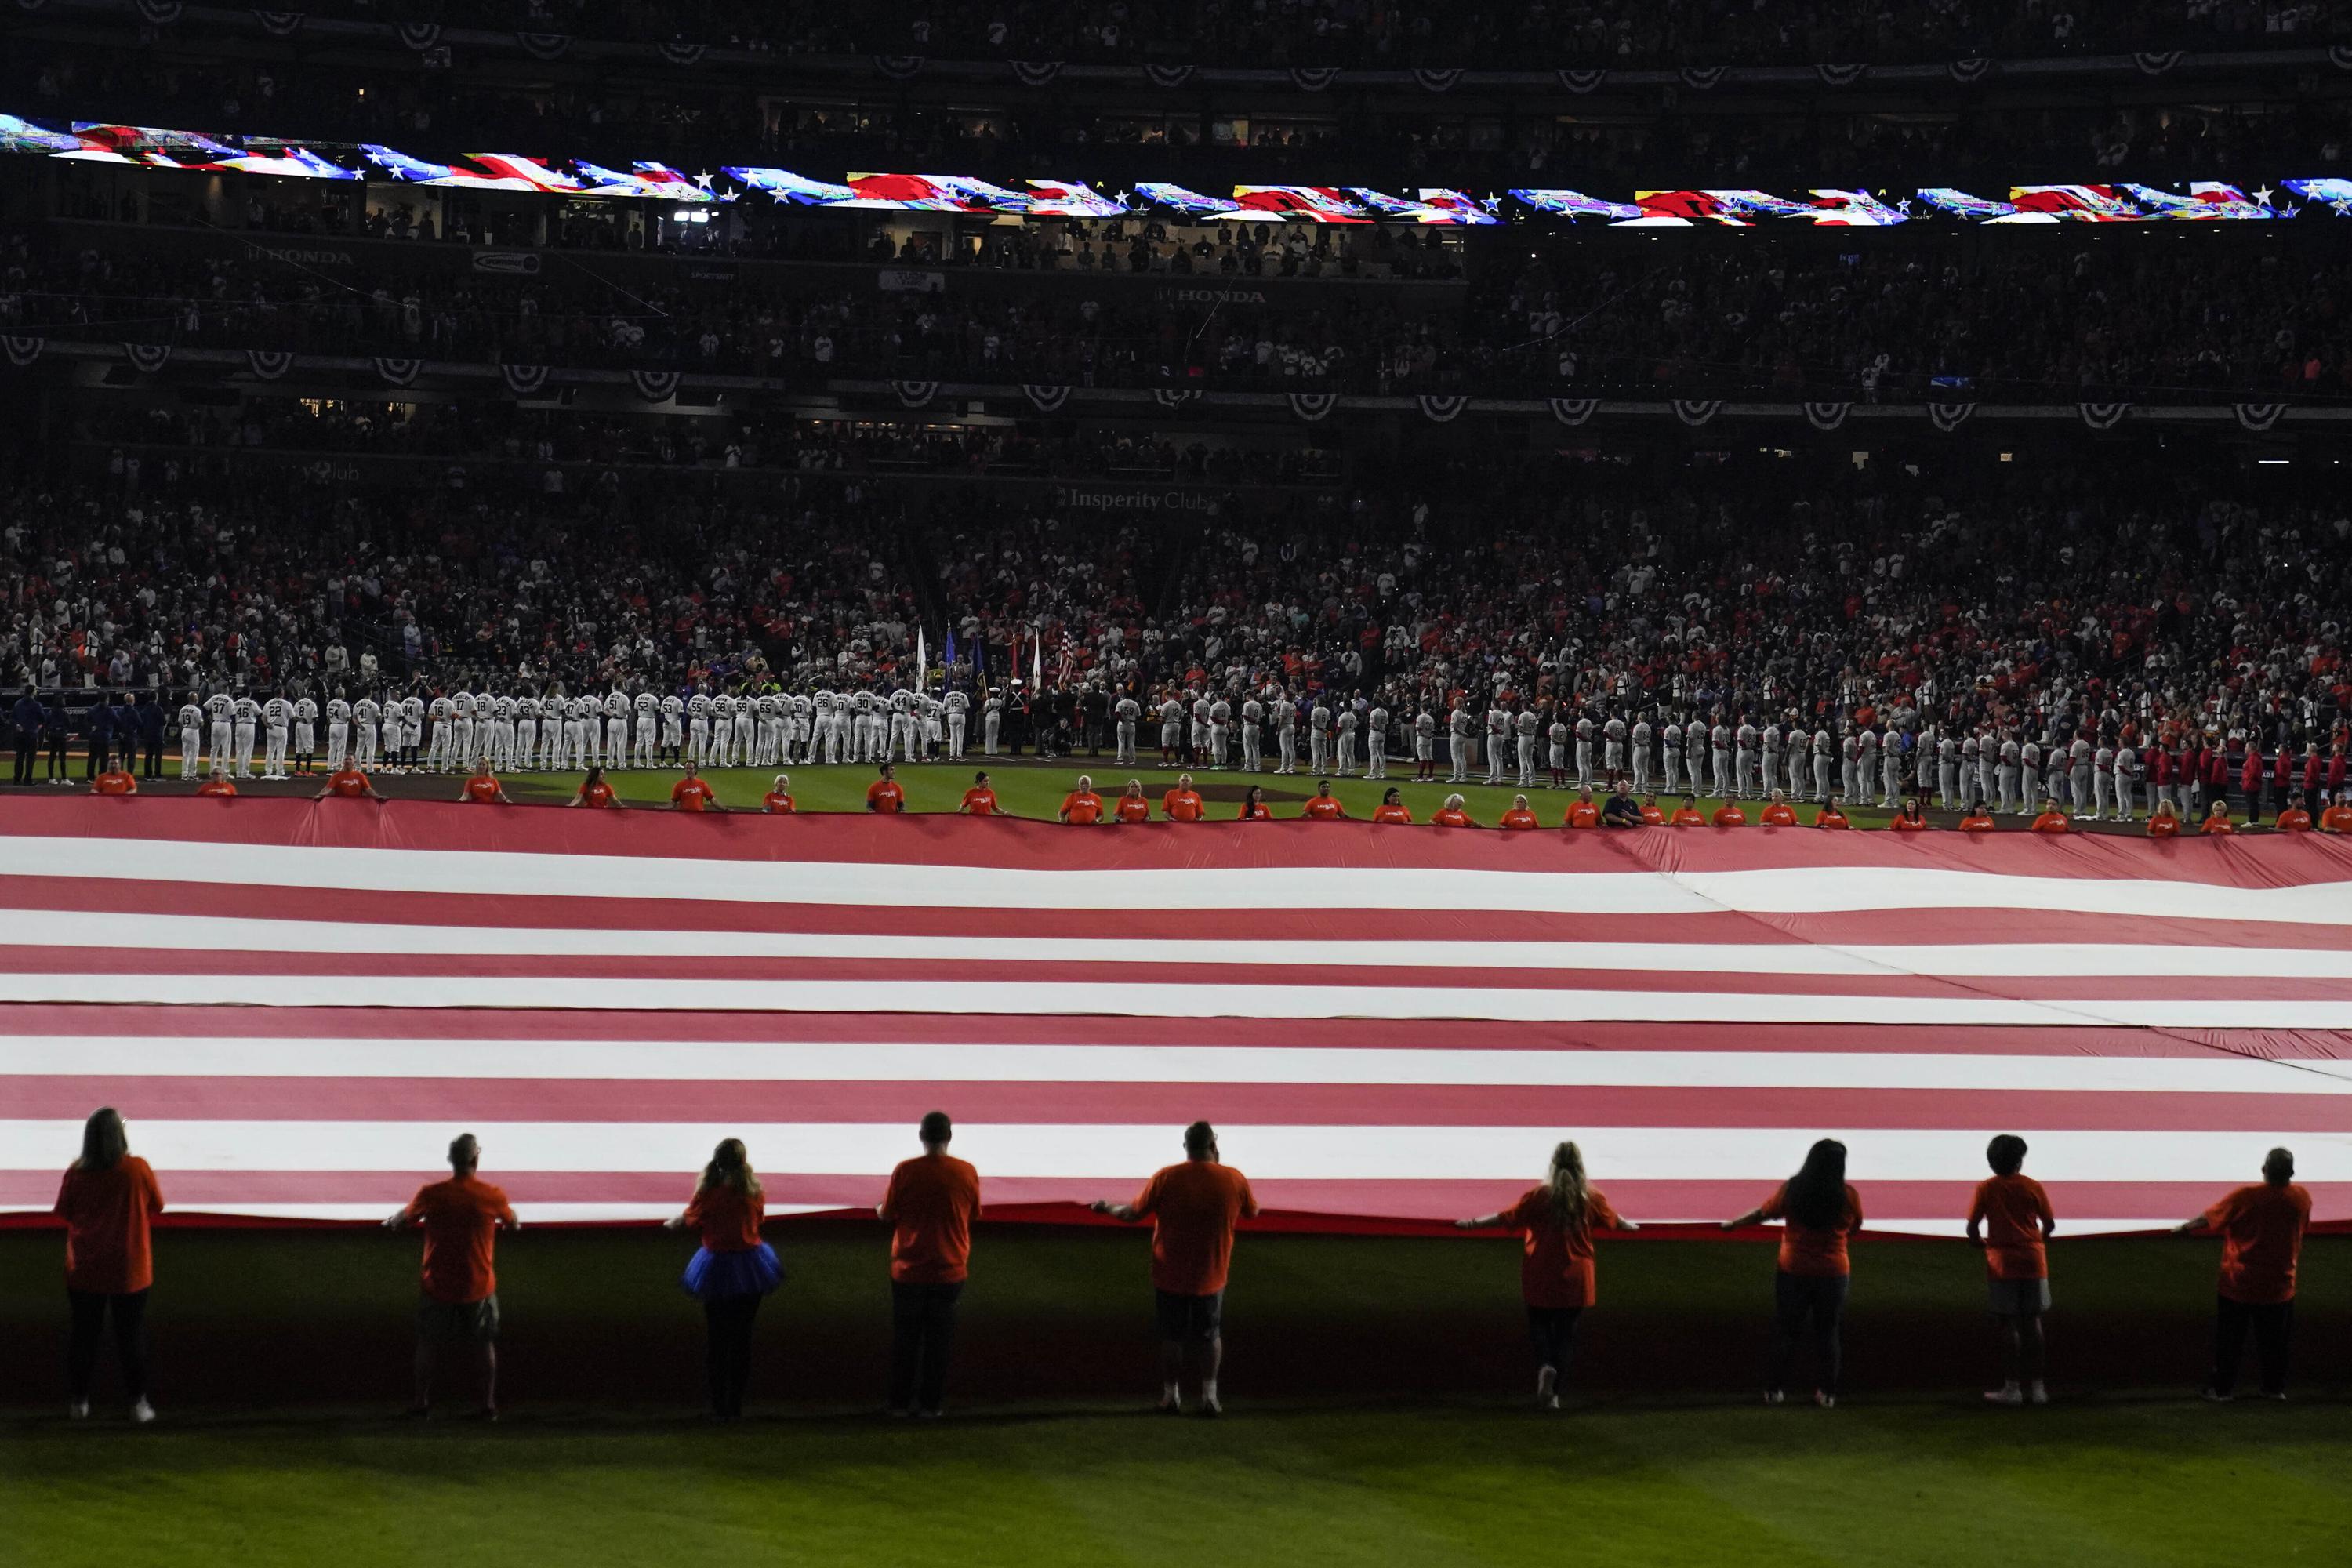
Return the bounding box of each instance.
[2278,201,2299,218]
[2252,184,2276,206]
[694,170,713,188]
[2332,198,2352,217]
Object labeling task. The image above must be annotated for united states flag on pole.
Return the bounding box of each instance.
[1,798,2347,1232]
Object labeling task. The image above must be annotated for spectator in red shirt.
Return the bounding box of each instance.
[959,771,1001,815]
[670,765,722,812]
[1302,779,1347,820]
[1059,775,1105,824]
[1161,775,1205,822]
[54,1108,163,1422]
[763,774,796,814]
[1501,794,1540,830]
[1725,1139,1863,1407]
[1092,1121,1259,1416]
[2178,1149,2310,1400]
[1114,779,1151,822]
[89,766,137,796]
[877,1111,982,1417]
[1456,1140,1637,1410]
[458,760,508,804]
[665,1138,782,1419]
[316,764,379,800]
[1966,1135,2056,1406]
[386,1133,519,1419]
[866,762,905,814]
[567,765,619,808]
[1758,791,1798,827]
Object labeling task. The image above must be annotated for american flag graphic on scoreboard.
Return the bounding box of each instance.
[0,798,2347,1232]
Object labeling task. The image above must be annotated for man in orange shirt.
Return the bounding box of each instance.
[89,764,137,796]
[1161,773,1205,822]
[196,767,238,799]
[2178,1148,2310,1400]
[959,771,1000,815]
[1114,779,1151,822]
[1966,1134,2056,1406]
[1432,793,1472,827]
[459,760,508,804]
[1563,788,1599,829]
[2030,798,2070,833]
[2321,789,2352,833]
[1302,779,1346,819]
[1501,794,1540,830]
[1059,775,1105,824]
[386,1133,519,1419]
[1668,796,1707,826]
[866,761,906,814]
[670,764,721,812]
[1711,800,1748,827]
[1092,1121,1258,1416]
[1372,786,1414,825]
[1813,797,1850,829]
[1758,790,1797,827]
[877,1111,982,1417]
[55,1107,164,1421]
[2273,800,2313,832]
[763,773,796,814]
[316,763,380,800]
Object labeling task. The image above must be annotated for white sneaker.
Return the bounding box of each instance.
[1814,1391,1837,1409]
[2028,1382,2049,1406]
[1763,1390,1785,1406]
[67,1399,89,1419]
[130,1399,155,1424]
[1536,1366,1559,1410]
[1984,1385,2024,1406]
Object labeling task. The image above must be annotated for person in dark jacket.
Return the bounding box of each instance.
[83,702,112,780]
[42,699,71,782]
[137,694,166,780]
[10,691,42,786]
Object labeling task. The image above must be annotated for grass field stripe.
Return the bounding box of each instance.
[12,833,2352,922]
[5,1038,2345,1091]
[15,908,2352,979]
[0,1120,2341,1183]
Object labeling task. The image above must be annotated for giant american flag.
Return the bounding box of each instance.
[0,797,2347,1233]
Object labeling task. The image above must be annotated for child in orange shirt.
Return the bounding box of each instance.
[1967,1134,2056,1406]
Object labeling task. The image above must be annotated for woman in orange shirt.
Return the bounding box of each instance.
[1058,775,1104,824]
[1638,795,1666,825]
[763,774,796,814]
[1302,779,1346,819]
[458,760,508,804]
[1372,787,1414,825]
[665,1138,782,1418]
[567,765,619,808]
[2031,799,2070,833]
[1759,792,1798,827]
[1500,794,1540,830]
[1958,802,1997,833]
[90,767,137,796]
[1114,780,1151,822]
[1457,1141,1637,1410]
[1432,793,1473,827]
[2146,799,2181,838]
[2200,800,2236,835]
[1813,797,1851,829]
[1235,785,1272,821]
[1711,800,1748,827]
[1891,797,1932,832]
[1725,1138,1863,1407]
[55,1108,164,1422]
[959,771,1001,815]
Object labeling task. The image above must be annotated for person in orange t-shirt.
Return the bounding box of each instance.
[459,760,508,804]
[568,765,619,808]
[1966,1134,2057,1406]
[1059,775,1105,824]
[665,1138,782,1417]
[1891,797,1933,832]
[1161,773,1205,822]
[2199,800,2236,836]
[1638,795,1666,825]
[1668,796,1707,826]
[763,774,796,814]
[1432,793,1473,827]
[316,764,379,800]
[866,762,906,814]
[2179,1148,2311,1399]
[1726,1139,1862,1406]
[2273,803,2313,832]
[2031,799,2070,833]
[1501,794,1540,830]
[1372,786,1414,825]
[1115,779,1152,822]
[1302,779,1346,819]
[670,765,721,812]
[196,765,239,799]
[1235,785,1272,820]
[1813,797,1851,829]
[1958,802,1997,833]
[90,766,137,796]
[1759,791,1798,827]
[387,1133,519,1418]
[2321,792,2352,833]
[55,1108,164,1421]
[1093,1121,1258,1415]
[1711,800,1748,827]
[1457,1140,1637,1409]
[2146,800,2181,838]
[877,1111,982,1417]
[1563,789,1600,829]
[959,771,1001,815]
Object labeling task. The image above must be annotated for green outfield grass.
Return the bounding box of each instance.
[499,757,1904,827]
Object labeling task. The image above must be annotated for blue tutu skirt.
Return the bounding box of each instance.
[681,1242,784,1301]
